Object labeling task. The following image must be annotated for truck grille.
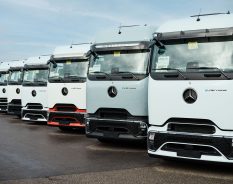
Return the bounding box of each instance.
[53,104,77,112]
[0,98,7,103]
[95,108,129,119]
[167,123,216,134]
[27,103,43,110]
[9,99,21,105]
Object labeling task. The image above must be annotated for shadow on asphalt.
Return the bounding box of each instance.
[3,113,233,178]
[155,156,233,176]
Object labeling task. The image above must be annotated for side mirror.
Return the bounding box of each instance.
[86,50,92,58]
[50,60,57,68]
[158,46,166,55]
[53,63,57,68]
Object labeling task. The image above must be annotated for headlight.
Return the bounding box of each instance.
[139,122,147,129]
[148,132,155,141]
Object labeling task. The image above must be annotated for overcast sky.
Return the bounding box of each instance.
[0,0,232,61]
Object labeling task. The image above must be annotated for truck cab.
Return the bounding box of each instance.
[7,60,26,117]
[47,44,90,131]
[21,55,50,122]
[86,25,154,142]
[148,13,233,163]
[0,62,11,112]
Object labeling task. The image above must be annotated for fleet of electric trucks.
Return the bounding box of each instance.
[1,12,232,164]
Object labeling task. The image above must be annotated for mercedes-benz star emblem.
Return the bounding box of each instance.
[183,89,197,104]
[108,86,117,98]
[32,90,37,97]
[16,88,20,94]
[62,87,68,96]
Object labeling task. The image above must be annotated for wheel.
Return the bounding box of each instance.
[58,126,72,131]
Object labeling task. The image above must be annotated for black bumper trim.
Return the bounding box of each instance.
[22,109,47,121]
[86,118,147,140]
[7,104,22,116]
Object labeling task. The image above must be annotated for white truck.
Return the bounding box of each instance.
[0,62,11,112]
[47,44,90,131]
[21,55,50,122]
[7,60,26,117]
[85,25,154,142]
[148,13,233,163]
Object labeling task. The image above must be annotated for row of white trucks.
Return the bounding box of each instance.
[0,13,233,163]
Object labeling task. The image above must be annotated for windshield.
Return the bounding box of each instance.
[49,59,88,81]
[0,73,9,84]
[8,70,23,83]
[23,69,48,83]
[151,40,233,73]
[89,50,149,74]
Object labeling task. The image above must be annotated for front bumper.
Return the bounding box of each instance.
[86,117,148,140]
[47,111,85,128]
[7,104,22,116]
[0,104,8,112]
[21,108,48,122]
[148,126,233,163]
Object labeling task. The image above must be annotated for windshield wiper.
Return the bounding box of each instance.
[64,75,86,81]
[23,81,33,85]
[188,67,231,80]
[34,80,47,83]
[153,68,187,79]
[112,71,139,80]
[89,71,111,79]
[9,81,21,84]
[49,76,63,81]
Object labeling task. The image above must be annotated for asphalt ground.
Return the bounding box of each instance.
[0,113,233,184]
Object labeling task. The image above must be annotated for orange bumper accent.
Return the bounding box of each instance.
[47,121,85,127]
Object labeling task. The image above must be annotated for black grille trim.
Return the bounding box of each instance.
[26,103,43,110]
[0,98,7,103]
[88,119,147,136]
[167,123,216,134]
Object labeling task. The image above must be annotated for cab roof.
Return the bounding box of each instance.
[10,59,27,68]
[0,61,12,72]
[93,25,155,44]
[52,44,91,59]
[26,55,50,66]
[157,14,233,33]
